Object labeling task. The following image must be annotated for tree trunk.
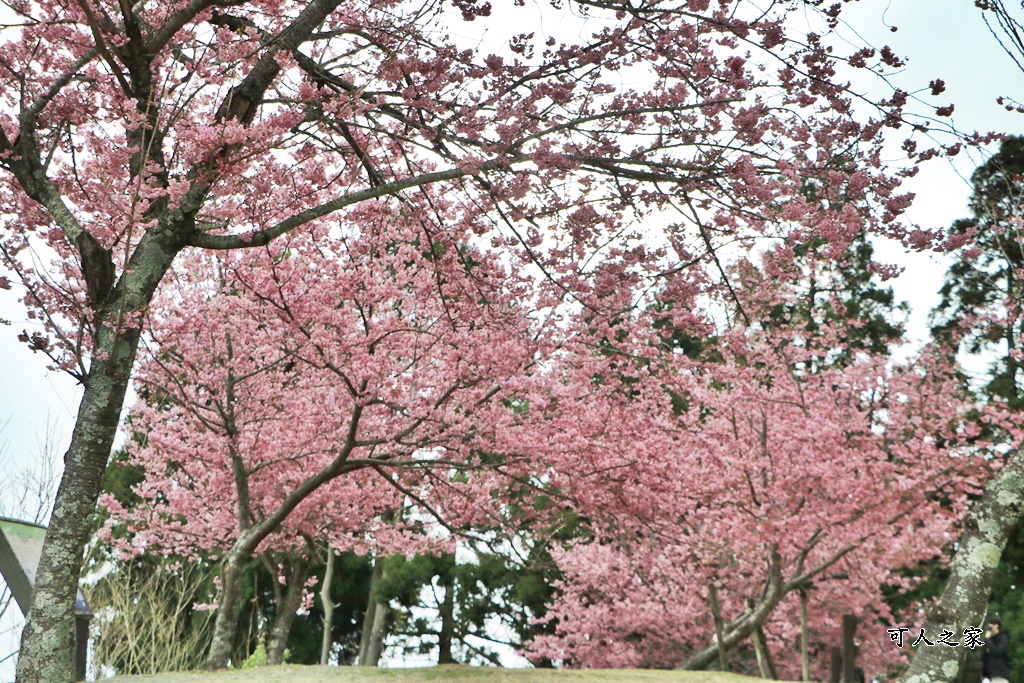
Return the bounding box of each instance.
[800,589,810,683]
[842,614,857,683]
[357,557,380,665]
[320,549,336,666]
[356,599,377,664]
[363,596,389,666]
[755,625,778,680]
[753,627,770,679]
[267,555,309,666]
[357,558,388,666]
[204,550,251,669]
[202,406,363,670]
[13,365,131,683]
[708,581,729,671]
[437,569,456,665]
[15,232,180,683]
[898,452,1024,683]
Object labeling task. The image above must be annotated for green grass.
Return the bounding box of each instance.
[110,664,773,683]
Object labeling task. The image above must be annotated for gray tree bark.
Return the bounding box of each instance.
[356,593,377,663]
[897,453,1024,683]
[14,226,183,683]
[363,598,389,666]
[320,549,336,666]
[15,364,133,683]
[267,554,309,666]
[357,559,388,667]
[203,549,250,669]
[755,624,778,680]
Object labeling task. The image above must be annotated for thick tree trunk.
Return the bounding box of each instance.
[320,549,336,666]
[356,597,377,664]
[15,231,181,683]
[437,570,456,665]
[357,558,388,667]
[363,597,389,666]
[267,555,309,666]
[898,453,1024,683]
[13,361,132,683]
[204,551,250,669]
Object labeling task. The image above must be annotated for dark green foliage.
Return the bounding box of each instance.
[763,233,906,364]
[933,136,1024,409]
[378,542,563,666]
[284,552,374,664]
[881,555,951,626]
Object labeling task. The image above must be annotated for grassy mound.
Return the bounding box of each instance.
[109,664,773,683]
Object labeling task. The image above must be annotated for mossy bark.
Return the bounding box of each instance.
[899,453,1024,683]
[15,227,182,683]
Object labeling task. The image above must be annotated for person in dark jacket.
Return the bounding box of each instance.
[984,616,1011,683]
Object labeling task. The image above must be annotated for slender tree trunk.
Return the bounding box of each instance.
[708,581,729,671]
[753,628,770,679]
[800,589,810,683]
[756,625,778,680]
[357,557,380,665]
[357,558,388,666]
[16,233,181,683]
[437,569,456,665]
[267,555,309,666]
[898,452,1024,683]
[320,549,336,666]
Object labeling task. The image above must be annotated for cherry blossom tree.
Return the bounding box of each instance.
[524,254,984,674]
[0,0,938,680]
[100,202,549,667]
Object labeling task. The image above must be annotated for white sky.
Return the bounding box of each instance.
[837,1,1024,367]
[0,1,1023,672]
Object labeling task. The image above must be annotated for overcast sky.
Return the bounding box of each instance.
[1,0,1023,506]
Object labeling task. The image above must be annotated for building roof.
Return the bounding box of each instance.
[0,516,92,616]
